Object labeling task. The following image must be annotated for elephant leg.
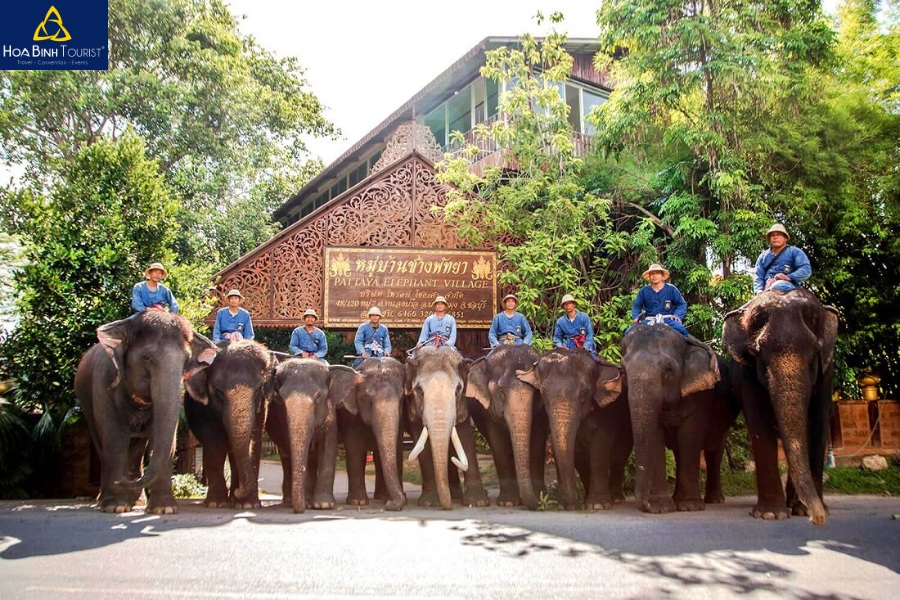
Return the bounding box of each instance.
[340,412,370,506]
[448,457,463,500]
[408,421,439,507]
[310,427,338,509]
[672,416,705,511]
[609,407,633,504]
[529,411,549,500]
[584,421,614,510]
[126,437,149,507]
[703,447,726,504]
[468,402,518,507]
[457,418,489,507]
[743,379,789,520]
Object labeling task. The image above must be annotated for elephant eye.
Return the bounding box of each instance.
[455,383,463,397]
[142,354,151,362]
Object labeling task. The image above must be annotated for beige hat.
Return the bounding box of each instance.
[368,306,383,317]
[560,294,577,307]
[302,309,318,320]
[144,262,168,278]
[766,223,790,240]
[432,296,448,307]
[642,263,670,281]
[225,289,243,299]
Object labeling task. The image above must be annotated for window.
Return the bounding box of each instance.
[581,89,607,135]
[447,87,472,138]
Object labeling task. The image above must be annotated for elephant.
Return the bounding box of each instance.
[723,288,838,526]
[465,344,549,509]
[266,357,358,513]
[336,357,407,511]
[620,323,736,514]
[74,311,218,514]
[516,348,633,510]
[404,345,488,509]
[184,339,276,509]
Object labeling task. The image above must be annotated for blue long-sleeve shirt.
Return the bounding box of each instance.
[289,326,328,359]
[753,245,812,294]
[488,311,533,347]
[418,314,457,348]
[131,281,179,313]
[631,283,688,321]
[553,311,595,353]
[354,323,392,357]
[212,307,255,342]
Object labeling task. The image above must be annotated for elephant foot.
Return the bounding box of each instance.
[385,494,407,511]
[675,498,706,512]
[704,491,725,504]
[202,498,231,509]
[462,489,489,508]
[232,498,261,510]
[559,501,583,511]
[310,494,337,510]
[346,493,370,506]
[584,496,614,511]
[99,497,134,513]
[611,492,626,504]
[789,500,829,521]
[145,499,178,515]
[751,502,791,521]
[495,492,521,508]
[638,495,677,514]
[418,490,441,507]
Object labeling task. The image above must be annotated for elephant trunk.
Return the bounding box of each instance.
[507,395,539,510]
[223,385,258,502]
[768,360,827,526]
[285,396,315,513]
[410,412,455,510]
[627,378,666,510]
[547,401,580,510]
[122,372,183,491]
[372,399,406,510]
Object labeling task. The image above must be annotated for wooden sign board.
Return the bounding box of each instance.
[323,247,498,328]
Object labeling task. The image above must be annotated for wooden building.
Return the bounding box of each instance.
[208,37,609,356]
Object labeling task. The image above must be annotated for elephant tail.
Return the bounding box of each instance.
[116,467,157,491]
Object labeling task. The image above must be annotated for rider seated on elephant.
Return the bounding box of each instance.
[212,289,255,342]
[753,223,811,295]
[553,294,597,357]
[414,296,457,351]
[289,309,329,363]
[131,262,179,314]
[488,293,533,350]
[630,263,690,337]
[353,306,392,367]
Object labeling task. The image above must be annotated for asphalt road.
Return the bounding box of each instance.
[1,487,898,600]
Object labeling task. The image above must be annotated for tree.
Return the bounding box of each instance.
[0,0,334,266]
[437,16,633,360]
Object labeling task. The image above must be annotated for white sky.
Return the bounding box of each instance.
[224,0,606,165]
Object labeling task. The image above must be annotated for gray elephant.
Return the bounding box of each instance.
[517,348,633,510]
[266,358,358,513]
[404,346,488,509]
[620,324,736,513]
[723,289,838,526]
[337,357,407,511]
[465,344,548,509]
[184,339,276,509]
[74,311,218,514]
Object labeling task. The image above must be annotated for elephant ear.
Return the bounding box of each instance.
[819,307,839,373]
[466,357,491,409]
[682,339,720,397]
[184,331,219,383]
[96,314,139,388]
[723,308,755,365]
[595,364,625,408]
[515,362,540,389]
[328,365,362,415]
[184,369,209,406]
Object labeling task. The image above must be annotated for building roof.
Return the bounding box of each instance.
[272,36,602,223]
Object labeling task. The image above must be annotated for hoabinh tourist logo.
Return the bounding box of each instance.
[1,1,109,70]
[33,6,71,42]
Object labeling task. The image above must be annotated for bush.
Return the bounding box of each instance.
[171,473,207,499]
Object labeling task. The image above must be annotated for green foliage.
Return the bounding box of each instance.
[171,473,207,499]
[0,396,31,499]
[824,465,900,495]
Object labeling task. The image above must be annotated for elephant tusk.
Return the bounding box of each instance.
[450,425,469,472]
[408,426,428,462]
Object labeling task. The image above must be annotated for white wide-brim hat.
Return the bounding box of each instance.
[226,289,243,299]
[368,306,383,317]
[766,223,790,240]
[302,309,318,320]
[144,262,168,278]
[432,296,448,307]
[560,294,577,307]
[642,263,670,281]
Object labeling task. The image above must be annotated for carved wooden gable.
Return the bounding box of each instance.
[210,125,476,327]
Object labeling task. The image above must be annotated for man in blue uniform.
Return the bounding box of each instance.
[353,306,392,367]
[212,289,255,342]
[553,294,596,355]
[753,223,811,294]
[630,263,689,337]
[488,294,533,348]
[290,309,328,362]
[131,262,179,313]
[415,296,457,350]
